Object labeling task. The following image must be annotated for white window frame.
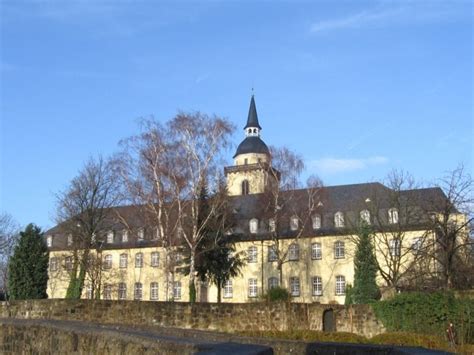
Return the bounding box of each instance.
[137,228,144,241]
[389,239,401,257]
[267,245,277,262]
[135,253,143,268]
[334,241,345,259]
[67,234,73,246]
[151,252,160,267]
[122,230,129,243]
[388,208,399,224]
[173,281,181,300]
[223,280,233,298]
[311,242,322,260]
[312,214,321,229]
[119,253,128,268]
[248,246,258,263]
[312,276,322,296]
[65,256,73,271]
[150,282,159,301]
[288,243,300,261]
[360,209,371,225]
[411,237,423,253]
[118,283,127,300]
[106,231,114,244]
[49,257,58,271]
[103,284,112,300]
[290,216,299,231]
[268,277,279,290]
[134,282,143,300]
[268,218,276,232]
[103,254,113,269]
[249,218,258,234]
[46,235,53,247]
[334,212,344,228]
[289,277,300,297]
[248,278,258,298]
[335,275,346,295]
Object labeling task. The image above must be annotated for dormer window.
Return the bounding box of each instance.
[312,214,321,229]
[360,210,371,225]
[137,228,144,241]
[46,235,52,247]
[268,218,276,232]
[249,218,258,234]
[334,212,344,228]
[67,234,73,246]
[388,208,399,224]
[106,231,114,244]
[122,230,129,243]
[290,216,299,231]
[242,180,249,195]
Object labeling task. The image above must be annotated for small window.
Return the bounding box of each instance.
[312,276,322,296]
[389,239,401,257]
[223,280,233,298]
[154,227,160,240]
[267,245,277,262]
[248,278,258,298]
[106,231,114,244]
[135,253,143,268]
[242,180,250,195]
[103,284,112,300]
[173,281,182,300]
[118,283,127,300]
[268,218,276,232]
[151,252,160,267]
[67,234,73,246]
[46,235,53,247]
[65,256,73,271]
[247,246,258,263]
[411,237,423,253]
[119,253,128,268]
[312,214,322,229]
[137,228,145,241]
[290,216,299,231]
[103,254,112,269]
[288,243,300,261]
[335,275,346,295]
[249,218,258,234]
[134,282,143,300]
[388,208,399,224]
[150,282,159,301]
[334,241,345,259]
[290,277,300,297]
[335,212,344,228]
[49,257,58,271]
[122,230,129,243]
[311,242,322,260]
[360,210,371,225]
[268,277,279,290]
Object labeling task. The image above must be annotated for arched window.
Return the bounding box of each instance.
[388,208,399,224]
[360,209,371,225]
[268,277,279,290]
[118,283,127,300]
[134,282,143,300]
[334,212,344,228]
[335,275,346,295]
[103,254,112,269]
[334,241,345,259]
[119,253,128,268]
[241,180,249,195]
[150,282,159,301]
[247,246,258,263]
[312,214,322,229]
[249,218,258,234]
[135,253,143,268]
[289,243,300,261]
[290,216,299,231]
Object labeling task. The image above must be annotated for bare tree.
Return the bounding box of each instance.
[55,156,123,299]
[259,146,324,285]
[0,212,19,299]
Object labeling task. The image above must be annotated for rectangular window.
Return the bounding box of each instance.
[85,285,92,299]
[106,231,114,244]
[268,218,276,232]
[67,234,73,246]
[311,243,322,260]
[138,228,144,241]
[223,280,233,298]
[290,216,299,231]
[173,281,181,300]
[118,283,127,300]
[119,254,128,268]
[49,258,58,271]
[334,241,345,259]
[248,246,258,263]
[150,282,159,301]
[290,277,300,297]
[267,245,277,262]
[335,275,346,295]
[103,255,112,269]
[288,244,299,261]
[312,276,322,296]
[312,215,321,229]
[151,252,160,267]
[46,235,53,247]
[65,256,73,271]
[122,230,129,243]
[134,282,143,300]
[135,253,143,268]
[389,239,401,257]
[248,278,258,298]
[268,277,279,290]
[103,284,112,300]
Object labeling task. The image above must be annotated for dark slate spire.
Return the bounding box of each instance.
[244,95,262,130]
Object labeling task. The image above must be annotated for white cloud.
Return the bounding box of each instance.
[310,156,388,174]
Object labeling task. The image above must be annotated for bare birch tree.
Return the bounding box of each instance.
[0,213,19,299]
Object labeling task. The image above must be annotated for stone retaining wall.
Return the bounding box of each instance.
[0,299,385,338]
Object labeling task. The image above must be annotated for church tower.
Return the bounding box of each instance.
[225,96,279,196]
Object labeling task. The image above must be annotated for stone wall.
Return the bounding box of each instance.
[0,299,385,338]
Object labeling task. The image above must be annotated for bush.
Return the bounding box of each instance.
[237,329,367,343]
[262,286,291,302]
[370,332,449,350]
[372,291,474,344]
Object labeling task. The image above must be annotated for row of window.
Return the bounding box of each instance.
[248,208,399,234]
[247,241,345,263]
[87,281,182,301]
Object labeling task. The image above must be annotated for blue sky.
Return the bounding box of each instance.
[1,0,472,229]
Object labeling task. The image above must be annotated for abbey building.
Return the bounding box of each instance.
[46,96,451,303]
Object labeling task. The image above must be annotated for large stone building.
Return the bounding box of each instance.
[46,96,452,304]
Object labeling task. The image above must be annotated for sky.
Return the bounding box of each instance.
[1,0,472,230]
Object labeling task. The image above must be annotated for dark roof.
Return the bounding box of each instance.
[233,136,270,158]
[244,95,262,129]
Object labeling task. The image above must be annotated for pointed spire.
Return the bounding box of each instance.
[244,95,262,130]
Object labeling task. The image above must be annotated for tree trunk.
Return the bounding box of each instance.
[217,279,222,304]
[188,249,196,303]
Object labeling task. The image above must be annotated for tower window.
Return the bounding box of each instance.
[242,180,249,195]
[253,128,257,134]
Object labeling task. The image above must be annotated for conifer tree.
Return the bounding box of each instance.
[8,224,49,300]
[352,222,380,303]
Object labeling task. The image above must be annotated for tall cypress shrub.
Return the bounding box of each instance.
[352,222,380,303]
[8,224,49,299]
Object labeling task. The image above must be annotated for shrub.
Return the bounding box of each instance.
[262,287,291,302]
[370,332,449,351]
[237,329,367,343]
